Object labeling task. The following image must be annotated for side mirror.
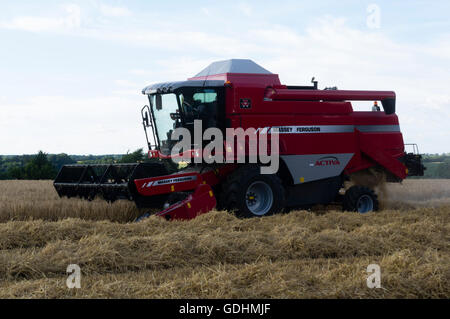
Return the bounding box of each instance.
[170,112,181,120]
[156,94,162,110]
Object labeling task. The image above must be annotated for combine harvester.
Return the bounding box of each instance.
[54,59,424,220]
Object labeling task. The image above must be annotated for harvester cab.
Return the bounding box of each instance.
[54,59,425,221]
[141,82,225,157]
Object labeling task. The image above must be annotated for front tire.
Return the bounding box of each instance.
[343,185,379,213]
[219,165,286,218]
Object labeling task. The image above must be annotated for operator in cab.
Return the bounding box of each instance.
[180,90,218,129]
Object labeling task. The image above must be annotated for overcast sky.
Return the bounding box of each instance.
[0,0,449,155]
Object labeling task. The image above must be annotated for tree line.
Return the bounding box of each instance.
[0,149,165,180]
[0,151,449,180]
[419,153,450,179]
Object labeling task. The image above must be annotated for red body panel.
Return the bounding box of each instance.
[134,165,236,197]
[214,74,406,180]
[155,184,216,220]
[135,172,202,196]
[267,89,395,102]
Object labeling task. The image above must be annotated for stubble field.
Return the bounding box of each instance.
[0,179,449,298]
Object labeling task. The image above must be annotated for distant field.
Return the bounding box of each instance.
[0,179,449,298]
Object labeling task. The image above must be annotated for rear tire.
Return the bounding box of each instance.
[218,165,286,218]
[343,185,379,213]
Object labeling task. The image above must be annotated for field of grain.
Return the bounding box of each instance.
[0,179,449,298]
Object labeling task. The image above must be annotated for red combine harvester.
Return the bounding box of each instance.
[54,59,424,220]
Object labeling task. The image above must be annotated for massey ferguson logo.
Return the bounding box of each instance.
[240,98,251,109]
[141,175,197,188]
[314,156,341,166]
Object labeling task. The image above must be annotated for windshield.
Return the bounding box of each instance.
[149,93,180,155]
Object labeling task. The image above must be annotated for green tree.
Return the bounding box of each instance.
[7,166,25,179]
[48,153,76,171]
[119,148,145,163]
[118,148,178,173]
[435,162,450,179]
[23,151,57,180]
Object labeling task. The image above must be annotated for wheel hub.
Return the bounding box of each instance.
[357,194,374,213]
[246,192,257,205]
[245,181,274,216]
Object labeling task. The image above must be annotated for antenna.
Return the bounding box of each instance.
[202,63,212,89]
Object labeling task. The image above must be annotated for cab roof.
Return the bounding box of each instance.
[142,59,278,94]
[142,80,224,95]
[193,59,272,77]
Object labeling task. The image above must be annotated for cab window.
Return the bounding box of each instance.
[193,90,217,103]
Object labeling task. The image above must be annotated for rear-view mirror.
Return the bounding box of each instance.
[156,94,162,110]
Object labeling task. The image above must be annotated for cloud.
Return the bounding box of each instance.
[0,95,145,154]
[112,79,144,96]
[1,4,81,32]
[201,8,211,17]
[99,4,132,17]
[0,3,132,33]
[102,17,450,152]
[0,5,449,153]
[238,3,253,17]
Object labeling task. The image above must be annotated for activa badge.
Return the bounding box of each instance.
[240,98,251,109]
